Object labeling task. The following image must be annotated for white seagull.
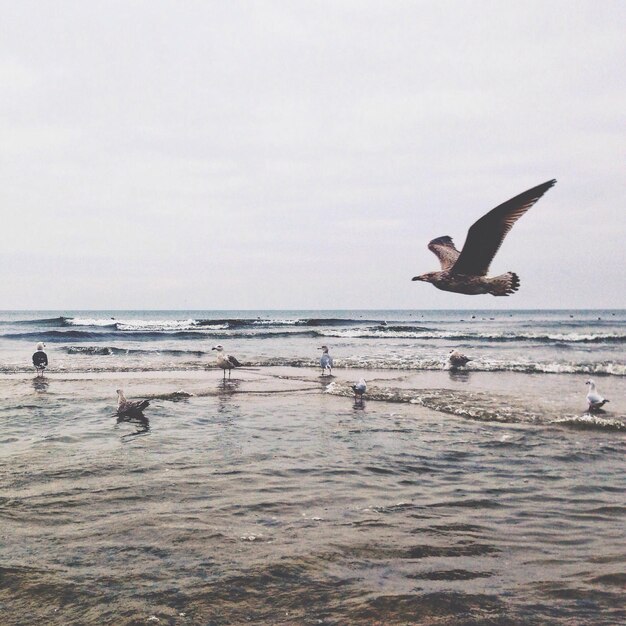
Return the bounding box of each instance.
[319,345,333,376]
[585,379,609,412]
[116,389,150,415]
[352,378,367,402]
[212,344,242,380]
[448,349,472,369]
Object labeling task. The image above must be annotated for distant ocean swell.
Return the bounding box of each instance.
[3,328,625,345]
[1,316,388,329]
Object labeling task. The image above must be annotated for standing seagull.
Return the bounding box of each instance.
[448,349,471,369]
[352,378,367,403]
[212,344,242,380]
[32,342,48,377]
[319,345,333,376]
[116,389,150,415]
[585,379,609,412]
[412,180,556,296]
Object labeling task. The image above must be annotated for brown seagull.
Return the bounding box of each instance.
[116,389,150,415]
[412,180,556,296]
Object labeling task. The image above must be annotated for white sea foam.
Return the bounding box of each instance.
[66,317,118,327]
[251,319,298,326]
[552,414,625,431]
[318,328,625,343]
[115,319,200,331]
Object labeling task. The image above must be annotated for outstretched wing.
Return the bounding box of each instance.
[452,180,556,276]
[427,236,461,270]
[227,355,242,367]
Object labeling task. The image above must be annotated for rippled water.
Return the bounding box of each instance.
[1,311,625,624]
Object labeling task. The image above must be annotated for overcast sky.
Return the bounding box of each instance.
[1,0,624,310]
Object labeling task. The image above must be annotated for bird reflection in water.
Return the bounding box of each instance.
[352,399,366,411]
[218,377,241,393]
[448,368,471,383]
[116,412,150,440]
[32,376,49,392]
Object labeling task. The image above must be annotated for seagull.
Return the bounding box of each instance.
[412,180,556,296]
[116,389,150,415]
[352,378,367,402]
[319,345,333,376]
[212,344,242,379]
[32,341,48,377]
[585,379,609,412]
[448,349,472,369]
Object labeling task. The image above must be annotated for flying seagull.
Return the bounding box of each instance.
[585,379,609,412]
[212,344,242,379]
[352,378,367,402]
[319,345,333,376]
[412,180,556,296]
[116,389,150,415]
[448,349,471,369]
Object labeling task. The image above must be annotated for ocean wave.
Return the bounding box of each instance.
[1,328,330,342]
[324,382,625,431]
[551,415,625,431]
[7,326,623,346]
[0,316,67,327]
[246,357,626,376]
[295,317,388,327]
[4,330,109,341]
[64,317,118,328]
[11,315,622,344]
[60,316,403,332]
[318,329,626,343]
[65,346,206,357]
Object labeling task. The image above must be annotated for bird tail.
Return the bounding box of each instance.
[138,400,150,411]
[489,272,520,296]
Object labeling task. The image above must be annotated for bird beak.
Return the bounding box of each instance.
[412,275,424,281]
[211,347,217,351]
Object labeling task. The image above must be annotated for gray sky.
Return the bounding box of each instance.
[1,0,624,310]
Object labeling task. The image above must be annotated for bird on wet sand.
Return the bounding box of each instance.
[319,345,333,376]
[585,379,609,412]
[412,180,556,296]
[116,389,150,415]
[212,344,242,380]
[352,378,367,402]
[448,349,472,369]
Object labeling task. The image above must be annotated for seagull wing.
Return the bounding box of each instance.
[119,399,149,413]
[451,180,556,276]
[427,236,461,270]
[227,355,242,367]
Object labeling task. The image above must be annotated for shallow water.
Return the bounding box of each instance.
[1,311,625,624]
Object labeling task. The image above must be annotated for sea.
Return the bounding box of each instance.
[0,309,624,625]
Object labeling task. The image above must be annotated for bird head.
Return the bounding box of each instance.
[585,379,594,387]
[412,272,436,282]
[319,345,329,353]
[36,342,45,350]
[212,345,224,352]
